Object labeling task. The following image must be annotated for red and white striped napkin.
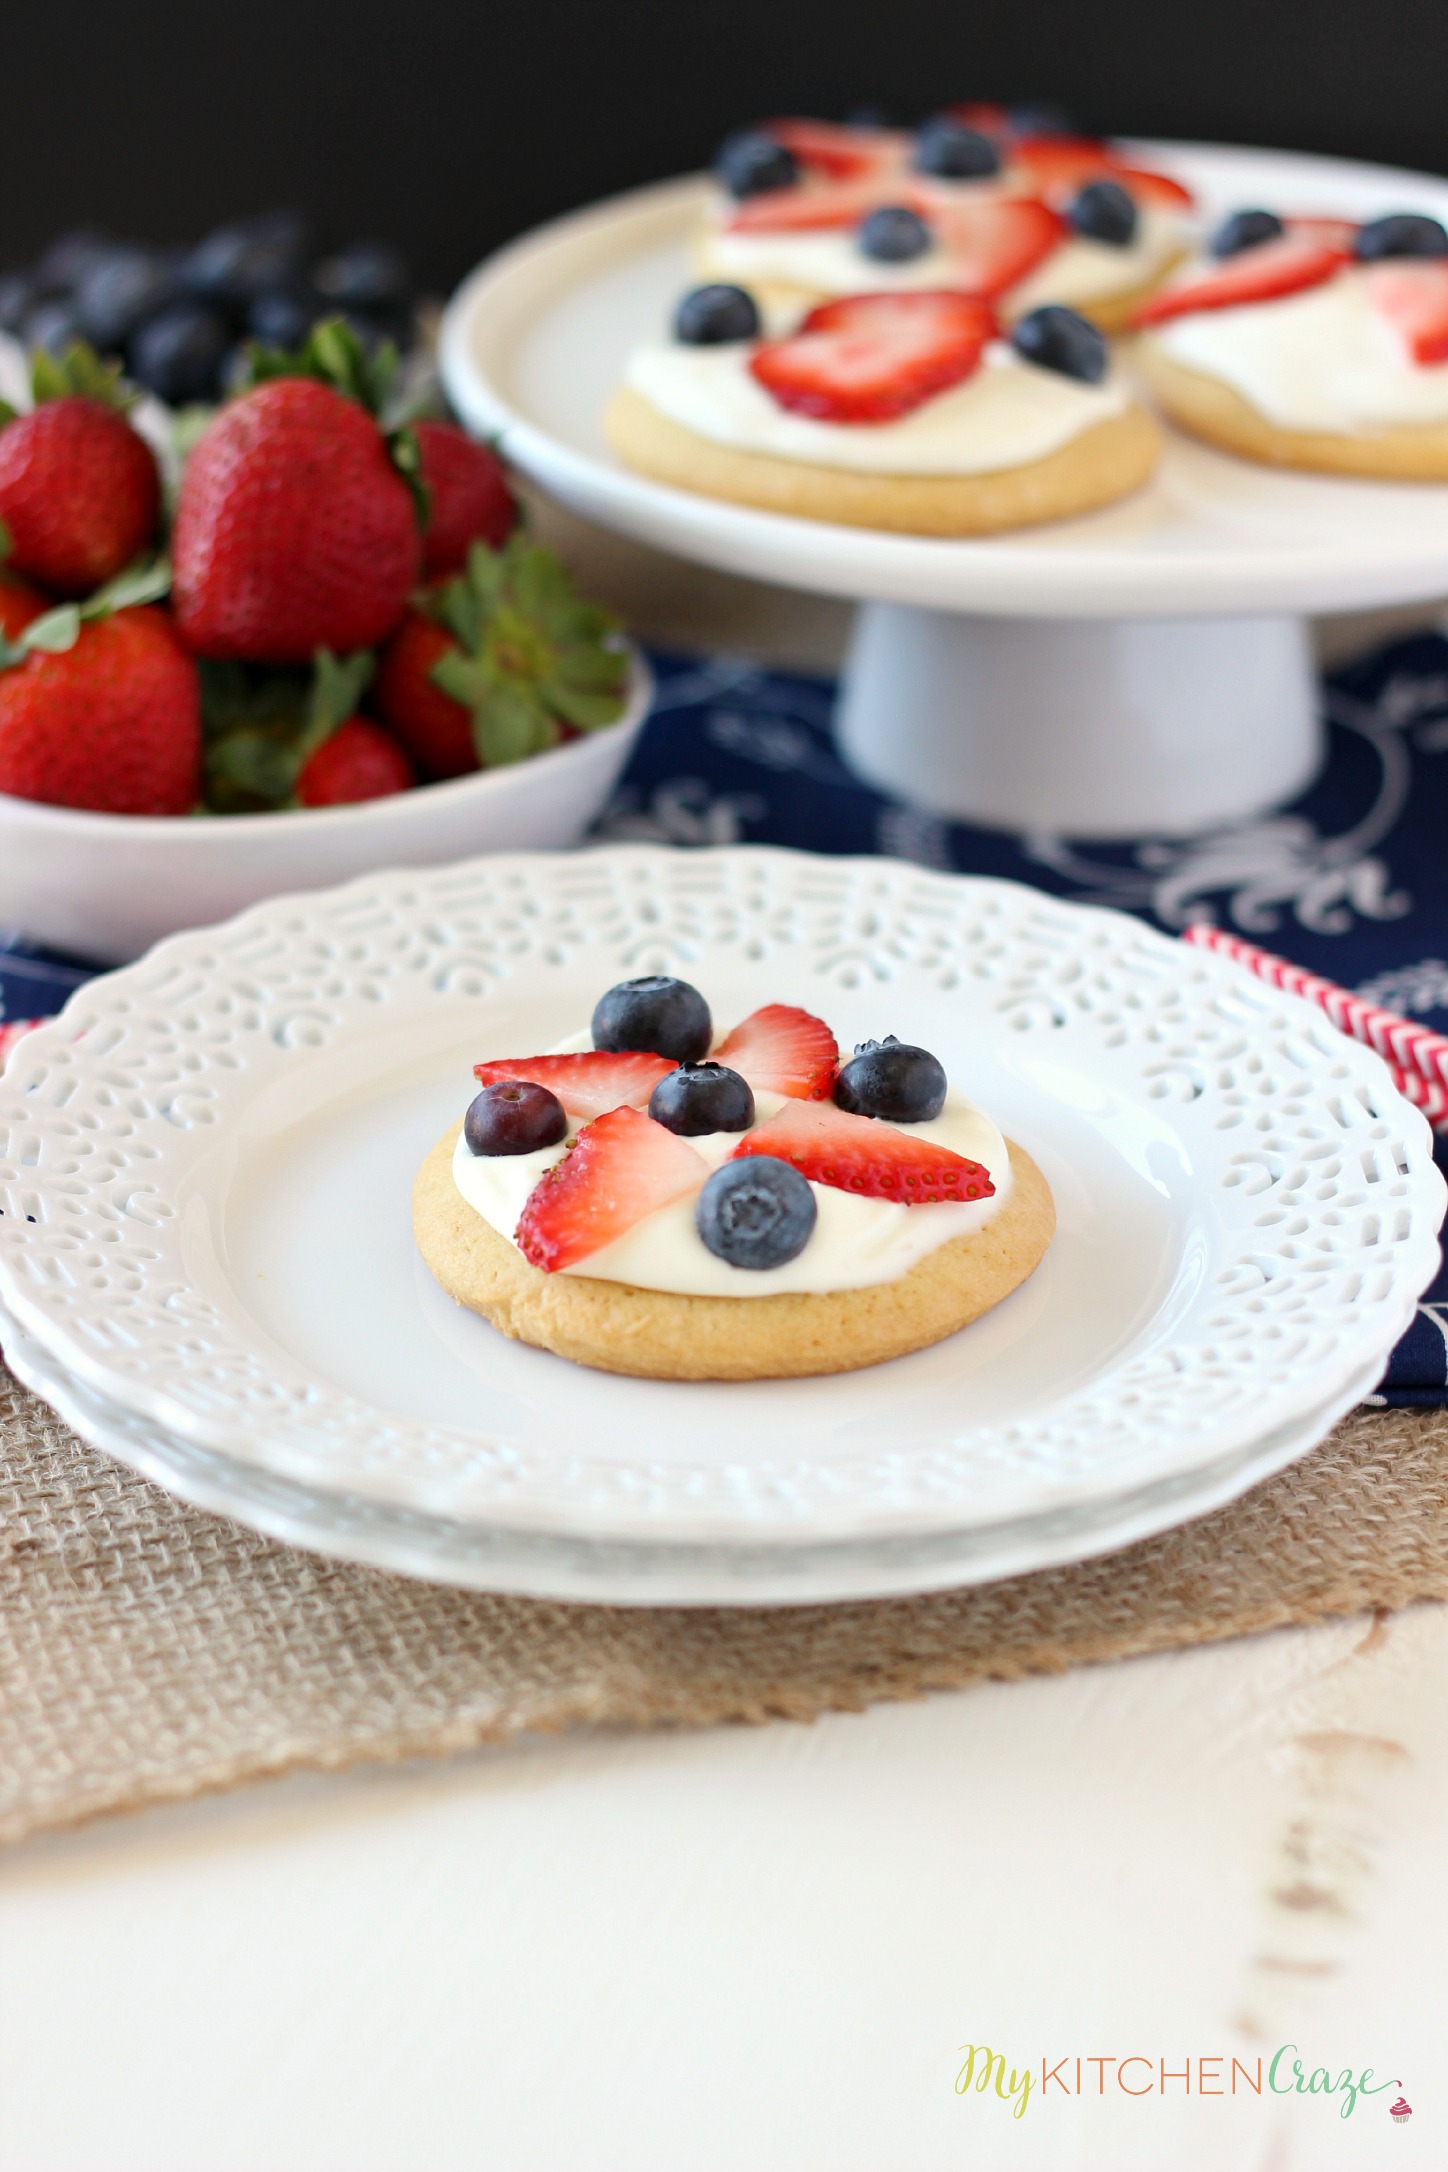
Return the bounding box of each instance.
[1182,925,1448,1130]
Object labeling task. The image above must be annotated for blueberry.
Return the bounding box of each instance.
[1008,102,1073,136]
[832,1036,947,1122]
[128,301,231,404]
[1211,209,1285,259]
[1069,178,1138,248]
[246,279,323,349]
[714,130,799,199]
[74,247,179,352]
[696,1156,817,1270]
[33,229,110,297]
[314,241,411,314]
[185,213,311,311]
[649,1062,755,1136]
[913,118,1001,180]
[592,976,712,1064]
[0,271,35,336]
[673,283,761,344]
[1010,304,1108,384]
[464,1080,568,1157]
[20,299,85,357]
[858,205,934,262]
[1355,212,1448,261]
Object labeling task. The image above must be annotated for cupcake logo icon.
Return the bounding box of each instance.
[1390,2094,1412,2124]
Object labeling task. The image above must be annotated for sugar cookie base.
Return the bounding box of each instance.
[604,382,1159,535]
[1135,341,1448,479]
[413,1124,1056,1380]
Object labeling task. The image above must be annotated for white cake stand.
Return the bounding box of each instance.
[440,142,1448,839]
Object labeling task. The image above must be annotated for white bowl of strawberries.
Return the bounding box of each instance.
[0,330,649,963]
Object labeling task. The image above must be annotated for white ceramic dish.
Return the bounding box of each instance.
[0,649,651,964]
[0,1299,1384,1603]
[438,144,1448,839]
[0,845,1439,1603]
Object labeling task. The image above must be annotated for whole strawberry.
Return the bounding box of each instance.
[297,718,414,806]
[172,376,420,662]
[374,535,629,775]
[0,348,160,598]
[415,421,517,577]
[0,605,201,815]
[374,609,475,777]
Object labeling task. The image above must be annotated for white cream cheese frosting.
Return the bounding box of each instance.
[1151,268,1448,433]
[624,339,1128,473]
[702,206,1187,311]
[452,1059,1012,1299]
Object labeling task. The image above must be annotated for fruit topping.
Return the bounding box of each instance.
[1010,135,1193,213]
[1355,212,1448,261]
[648,1061,755,1136]
[171,371,419,661]
[725,179,893,234]
[0,604,200,816]
[1111,166,1194,213]
[1132,235,1349,327]
[674,284,762,345]
[1010,303,1108,382]
[414,421,518,578]
[748,290,995,423]
[925,195,1064,298]
[767,119,902,181]
[696,1156,817,1269]
[1210,208,1285,258]
[858,205,935,262]
[1069,178,1138,247]
[0,346,161,597]
[733,1099,993,1204]
[593,975,712,1064]
[465,1080,568,1157]
[473,1049,676,1121]
[832,1036,947,1122]
[295,716,413,806]
[515,1106,706,1272]
[1362,259,1448,364]
[714,1002,838,1099]
[714,131,800,200]
[913,117,1002,180]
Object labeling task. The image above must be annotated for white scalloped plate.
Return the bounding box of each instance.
[0,847,1440,1584]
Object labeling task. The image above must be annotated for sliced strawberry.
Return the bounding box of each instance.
[1285,215,1359,252]
[766,118,906,181]
[732,1099,994,1204]
[473,1049,675,1121]
[1363,259,1448,364]
[515,1106,706,1271]
[725,178,898,233]
[749,292,994,423]
[714,1004,839,1100]
[1009,134,1114,194]
[924,194,1064,298]
[1110,164,1195,213]
[804,290,999,334]
[1132,236,1349,326]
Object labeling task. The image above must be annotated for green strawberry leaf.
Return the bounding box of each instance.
[429,648,490,709]
[30,341,136,412]
[20,605,82,655]
[0,400,16,430]
[473,683,549,767]
[80,554,172,619]
[544,680,629,732]
[206,729,304,806]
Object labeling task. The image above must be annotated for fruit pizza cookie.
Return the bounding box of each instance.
[605,284,1158,534]
[413,975,1054,1380]
[696,107,1196,334]
[1131,205,1448,478]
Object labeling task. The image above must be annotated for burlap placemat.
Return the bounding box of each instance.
[3,1356,1447,1848]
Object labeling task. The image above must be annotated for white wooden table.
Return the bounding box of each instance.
[1,554,1442,2171]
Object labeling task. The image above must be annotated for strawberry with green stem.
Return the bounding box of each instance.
[0,343,161,598]
[375,534,630,776]
[202,645,412,810]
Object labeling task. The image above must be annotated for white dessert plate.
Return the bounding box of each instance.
[0,846,1440,1602]
[439,144,1448,620]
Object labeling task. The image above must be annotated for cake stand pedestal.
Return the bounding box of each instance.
[835,606,1319,837]
[440,147,1448,840]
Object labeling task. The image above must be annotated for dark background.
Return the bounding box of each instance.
[2,0,1445,291]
